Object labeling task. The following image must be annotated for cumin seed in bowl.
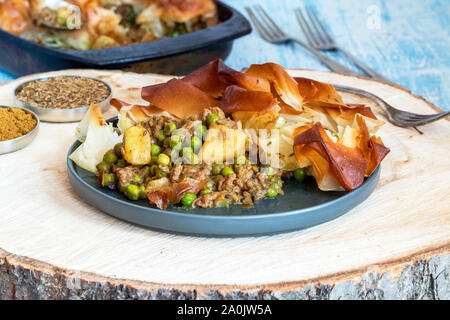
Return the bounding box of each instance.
[16,76,110,109]
[14,75,112,122]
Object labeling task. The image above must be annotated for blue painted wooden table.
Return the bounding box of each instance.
[0,0,448,110]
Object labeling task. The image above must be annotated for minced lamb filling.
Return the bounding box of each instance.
[96,108,306,209]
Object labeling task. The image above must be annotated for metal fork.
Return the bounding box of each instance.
[245,5,361,76]
[246,5,449,127]
[295,7,393,85]
[333,85,449,127]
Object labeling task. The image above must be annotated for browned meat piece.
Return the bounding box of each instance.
[170,164,183,182]
[179,164,212,181]
[220,173,236,191]
[194,191,232,208]
[141,116,179,141]
[242,192,253,207]
[180,119,203,136]
[216,118,237,129]
[114,165,149,187]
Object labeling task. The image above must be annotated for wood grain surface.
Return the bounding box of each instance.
[0,69,449,300]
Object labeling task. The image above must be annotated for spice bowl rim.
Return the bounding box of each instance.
[13,74,112,123]
[0,105,40,155]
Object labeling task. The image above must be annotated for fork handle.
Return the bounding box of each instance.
[291,37,361,76]
[336,46,393,84]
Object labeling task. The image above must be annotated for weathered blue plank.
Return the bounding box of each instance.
[223,0,449,111]
[0,0,448,110]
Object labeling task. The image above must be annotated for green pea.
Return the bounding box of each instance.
[133,174,142,184]
[235,154,247,165]
[151,144,161,157]
[194,124,207,139]
[191,136,202,153]
[267,187,278,198]
[221,166,234,177]
[125,184,140,201]
[97,161,111,173]
[206,113,219,127]
[56,16,66,26]
[183,153,199,165]
[151,156,158,165]
[163,122,177,135]
[144,177,151,184]
[114,143,123,156]
[261,166,275,176]
[212,164,224,175]
[181,193,197,207]
[205,181,215,189]
[142,166,151,176]
[155,130,165,143]
[272,177,283,189]
[156,168,168,177]
[116,159,126,168]
[157,153,170,166]
[181,147,193,157]
[150,164,158,176]
[102,173,116,187]
[139,185,147,200]
[103,150,118,164]
[118,182,129,193]
[170,135,183,149]
[294,168,306,182]
[199,188,213,196]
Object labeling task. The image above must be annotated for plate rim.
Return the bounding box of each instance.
[67,135,380,235]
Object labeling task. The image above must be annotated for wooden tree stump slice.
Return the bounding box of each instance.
[0,69,449,300]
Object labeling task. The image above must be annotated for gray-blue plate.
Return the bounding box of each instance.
[67,120,380,236]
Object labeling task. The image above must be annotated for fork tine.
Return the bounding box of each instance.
[245,7,274,42]
[305,7,326,44]
[254,5,285,38]
[307,6,334,43]
[398,111,450,123]
[294,9,315,46]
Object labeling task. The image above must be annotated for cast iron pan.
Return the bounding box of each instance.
[0,1,251,76]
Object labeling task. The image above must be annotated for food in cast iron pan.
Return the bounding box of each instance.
[0,0,218,50]
[70,59,390,210]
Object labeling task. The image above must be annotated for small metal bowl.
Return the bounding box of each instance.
[14,75,112,123]
[0,105,40,155]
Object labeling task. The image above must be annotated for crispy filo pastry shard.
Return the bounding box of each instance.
[70,104,122,173]
[141,78,219,119]
[293,117,389,191]
[220,85,278,116]
[324,104,385,134]
[0,0,30,35]
[183,59,271,97]
[110,98,163,117]
[294,77,346,109]
[245,62,303,112]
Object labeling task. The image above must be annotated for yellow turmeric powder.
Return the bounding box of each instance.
[0,107,37,141]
